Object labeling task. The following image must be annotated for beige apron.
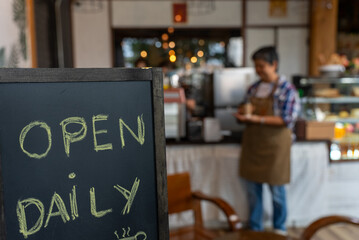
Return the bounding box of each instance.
[239,82,292,185]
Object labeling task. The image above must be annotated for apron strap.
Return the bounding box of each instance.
[252,77,279,99]
[269,78,279,98]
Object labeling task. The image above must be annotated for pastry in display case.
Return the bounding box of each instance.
[295,76,359,161]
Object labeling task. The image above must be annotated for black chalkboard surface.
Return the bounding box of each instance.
[0,68,168,240]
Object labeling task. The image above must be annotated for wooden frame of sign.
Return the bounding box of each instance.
[0,68,168,240]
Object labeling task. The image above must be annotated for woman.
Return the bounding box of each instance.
[233,46,300,233]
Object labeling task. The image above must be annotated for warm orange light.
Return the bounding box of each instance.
[162,42,169,49]
[199,39,205,46]
[168,27,174,34]
[175,14,182,22]
[169,50,175,55]
[173,3,187,23]
[162,33,169,41]
[140,50,147,58]
[169,41,176,48]
[197,50,204,58]
[190,56,198,63]
[220,41,225,47]
[169,55,177,62]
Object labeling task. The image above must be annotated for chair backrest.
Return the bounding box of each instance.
[301,215,359,240]
[167,172,194,214]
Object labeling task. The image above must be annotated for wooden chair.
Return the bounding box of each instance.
[300,215,359,240]
[167,172,242,240]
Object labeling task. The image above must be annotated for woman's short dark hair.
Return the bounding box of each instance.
[251,46,279,65]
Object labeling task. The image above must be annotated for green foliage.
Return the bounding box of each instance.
[8,45,19,68]
[13,0,26,26]
[13,0,27,60]
[0,48,5,68]
[20,26,27,60]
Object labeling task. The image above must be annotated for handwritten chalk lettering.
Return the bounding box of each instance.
[60,117,88,157]
[119,115,145,149]
[19,114,145,158]
[19,121,52,159]
[69,185,79,220]
[114,227,147,240]
[92,114,113,152]
[89,187,113,218]
[16,198,45,239]
[114,177,140,215]
[44,192,70,228]
[16,179,140,239]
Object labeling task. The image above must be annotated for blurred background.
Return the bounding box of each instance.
[2,0,359,235]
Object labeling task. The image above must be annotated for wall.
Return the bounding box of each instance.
[0,0,32,68]
[112,1,242,28]
[244,0,309,79]
[71,0,309,78]
[247,0,309,25]
[71,0,242,68]
[71,1,112,68]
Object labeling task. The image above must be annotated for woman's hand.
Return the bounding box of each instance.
[237,104,255,115]
[237,105,245,115]
[234,113,286,126]
[233,113,261,124]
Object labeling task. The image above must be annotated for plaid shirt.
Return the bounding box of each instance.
[243,76,301,131]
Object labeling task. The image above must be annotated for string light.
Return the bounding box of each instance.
[190,56,198,63]
[168,27,174,34]
[155,41,162,48]
[169,50,175,55]
[162,33,169,41]
[175,14,182,22]
[169,41,176,48]
[197,50,204,58]
[169,55,176,62]
[140,51,147,58]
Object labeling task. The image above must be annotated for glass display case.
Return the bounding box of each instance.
[297,76,359,162]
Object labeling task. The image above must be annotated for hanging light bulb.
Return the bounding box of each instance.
[169,55,177,62]
[169,41,176,48]
[162,33,169,41]
[168,27,174,34]
[197,50,204,58]
[140,51,147,58]
[162,42,169,49]
[155,41,162,48]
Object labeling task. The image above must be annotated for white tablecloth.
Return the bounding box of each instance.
[166,142,359,228]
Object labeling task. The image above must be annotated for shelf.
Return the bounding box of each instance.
[330,158,359,163]
[300,76,359,163]
[325,118,359,124]
[300,76,359,85]
[301,96,359,104]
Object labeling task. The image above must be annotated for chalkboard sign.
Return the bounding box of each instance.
[0,68,168,240]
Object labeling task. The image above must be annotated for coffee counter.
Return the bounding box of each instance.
[166,141,359,229]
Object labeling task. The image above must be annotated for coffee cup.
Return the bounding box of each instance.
[244,103,253,117]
